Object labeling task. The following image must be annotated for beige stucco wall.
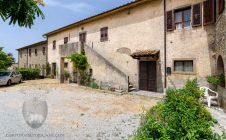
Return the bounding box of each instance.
[18,49,28,68]
[47,0,215,91]
[48,0,165,91]
[166,0,214,88]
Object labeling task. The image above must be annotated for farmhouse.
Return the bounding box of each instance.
[17,40,48,76]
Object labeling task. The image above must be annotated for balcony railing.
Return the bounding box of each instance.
[59,42,80,57]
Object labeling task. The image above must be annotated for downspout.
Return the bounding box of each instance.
[27,48,28,68]
[164,0,167,89]
[18,50,19,68]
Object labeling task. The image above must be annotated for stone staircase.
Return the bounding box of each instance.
[84,44,137,92]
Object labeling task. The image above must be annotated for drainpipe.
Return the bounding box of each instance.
[27,48,28,68]
[164,0,167,89]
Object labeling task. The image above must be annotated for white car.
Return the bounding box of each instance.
[0,71,22,86]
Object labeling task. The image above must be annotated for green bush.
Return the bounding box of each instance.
[17,68,40,80]
[64,70,70,80]
[207,75,221,86]
[90,81,99,89]
[133,79,221,140]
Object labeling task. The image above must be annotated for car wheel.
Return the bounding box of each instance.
[7,80,11,86]
[19,78,22,83]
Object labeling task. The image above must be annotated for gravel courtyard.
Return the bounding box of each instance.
[0,79,159,140]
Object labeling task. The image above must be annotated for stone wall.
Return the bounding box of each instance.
[18,43,47,76]
[215,3,226,110]
[47,0,215,91]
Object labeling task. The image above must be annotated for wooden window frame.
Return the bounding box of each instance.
[174,7,191,30]
[29,49,31,57]
[35,49,38,56]
[192,3,202,27]
[53,40,56,50]
[172,59,196,75]
[42,47,46,55]
[79,32,86,43]
[64,37,69,44]
[64,62,68,68]
[100,27,108,42]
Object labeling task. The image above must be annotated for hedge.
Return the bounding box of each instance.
[17,68,41,80]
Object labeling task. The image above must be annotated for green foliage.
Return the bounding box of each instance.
[66,53,88,71]
[89,80,99,89]
[219,73,225,84]
[0,0,44,28]
[64,70,70,80]
[134,79,221,140]
[79,71,91,86]
[0,50,14,70]
[17,68,40,80]
[207,74,225,86]
[46,62,51,76]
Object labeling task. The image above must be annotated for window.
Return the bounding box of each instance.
[64,62,68,68]
[100,27,108,42]
[175,8,191,29]
[20,51,22,58]
[79,32,86,43]
[53,40,56,50]
[174,60,193,72]
[64,37,69,44]
[29,49,31,57]
[29,64,32,68]
[35,49,38,56]
[43,47,46,55]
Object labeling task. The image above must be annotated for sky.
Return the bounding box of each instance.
[0,0,133,62]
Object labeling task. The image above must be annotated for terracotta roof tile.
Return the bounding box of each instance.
[131,50,160,58]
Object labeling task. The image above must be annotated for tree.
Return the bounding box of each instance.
[0,49,14,70]
[0,0,44,28]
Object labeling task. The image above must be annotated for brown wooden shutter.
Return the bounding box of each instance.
[218,0,225,15]
[166,10,174,31]
[203,0,215,25]
[192,3,202,27]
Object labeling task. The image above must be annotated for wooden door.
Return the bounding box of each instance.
[139,61,157,92]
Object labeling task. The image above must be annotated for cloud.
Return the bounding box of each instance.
[44,0,93,13]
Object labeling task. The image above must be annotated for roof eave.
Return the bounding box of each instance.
[43,0,148,37]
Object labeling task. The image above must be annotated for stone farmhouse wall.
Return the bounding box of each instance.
[47,0,216,91]
[18,42,47,76]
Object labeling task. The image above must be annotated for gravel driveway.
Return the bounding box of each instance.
[0,79,159,140]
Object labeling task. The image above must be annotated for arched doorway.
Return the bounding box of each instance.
[217,55,225,87]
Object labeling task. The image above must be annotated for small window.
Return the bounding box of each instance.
[35,49,38,56]
[100,27,108,42]
[29,64,32,68]
[174,60,193,72]
[79,32,86,43]
[43,47,46,55]
[175,8,191,30]
[64,37,69,44]
[29,49,31,57]
[53,40,56,50]
[64,62,68,68]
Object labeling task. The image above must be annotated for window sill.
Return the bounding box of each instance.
[100,39,108,42]
[172,71,196,75]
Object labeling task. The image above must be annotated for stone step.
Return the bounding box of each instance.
[129,87,136,92]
